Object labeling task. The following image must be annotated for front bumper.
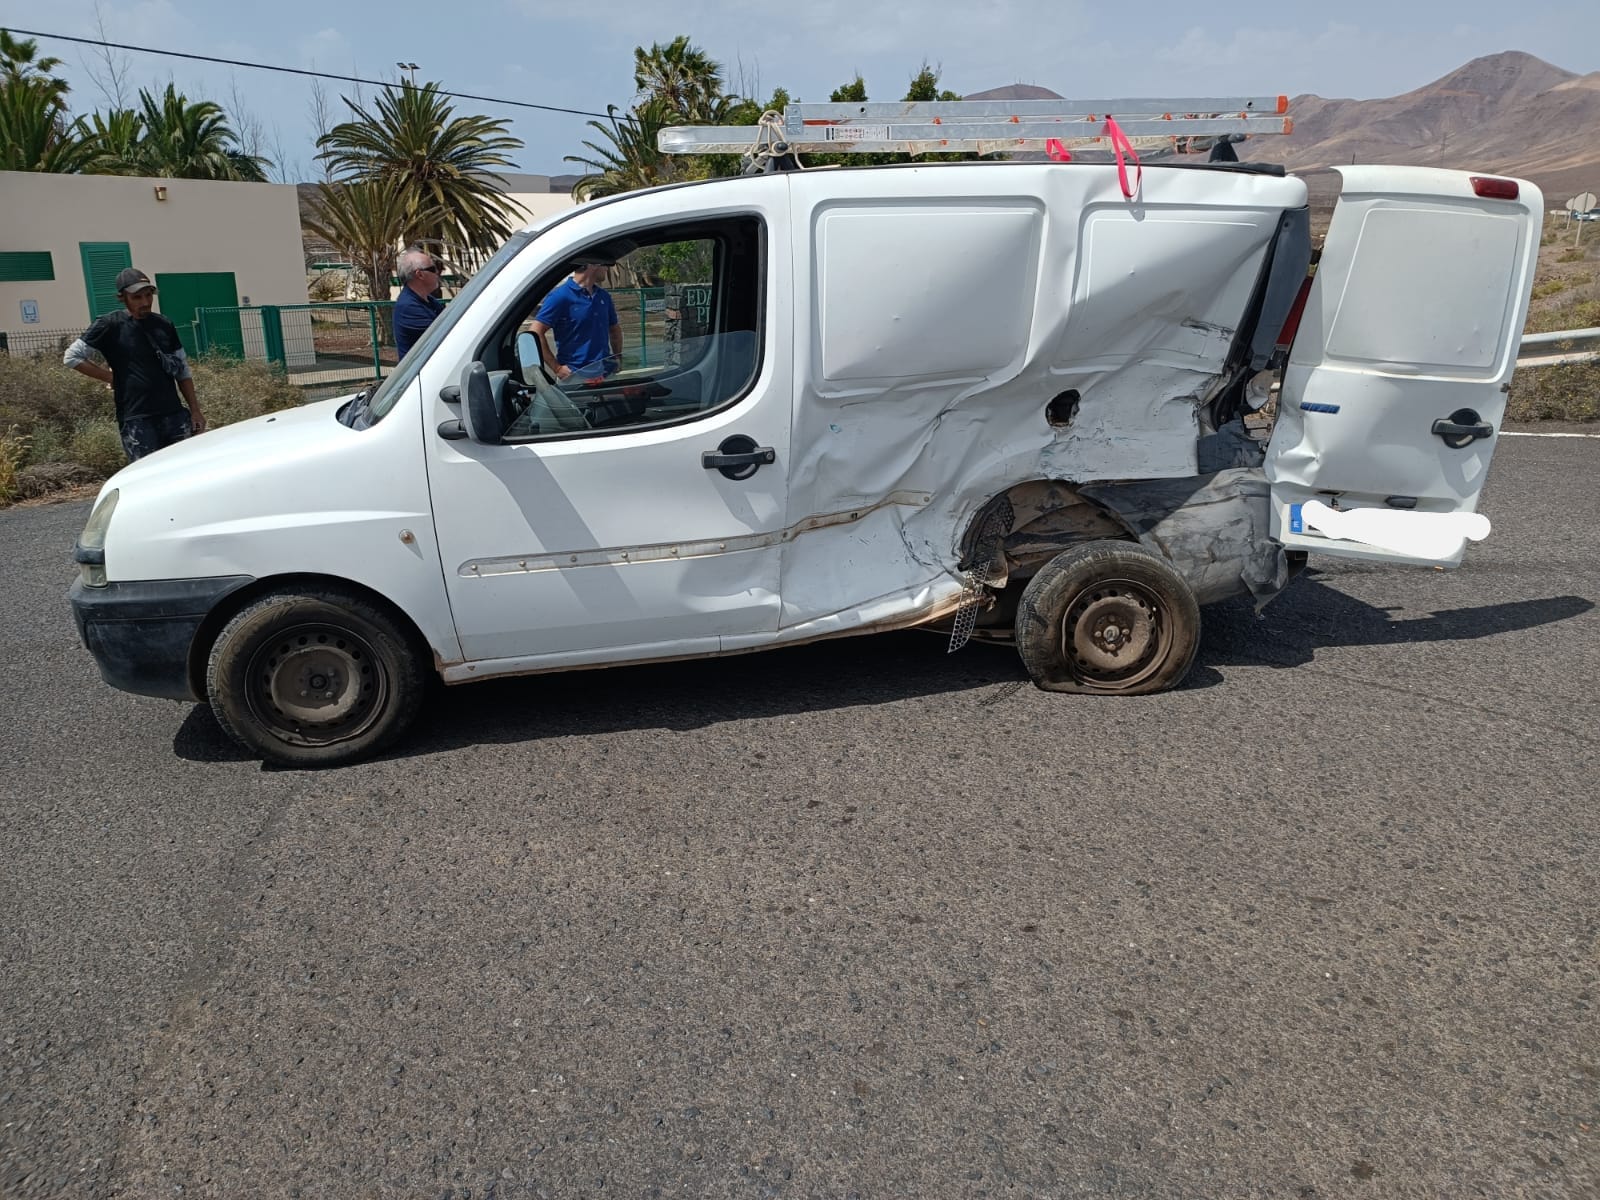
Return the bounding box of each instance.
[69,576,254,701]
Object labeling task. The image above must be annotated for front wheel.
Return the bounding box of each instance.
[206,588,426,767]
[1015,541,1200,695]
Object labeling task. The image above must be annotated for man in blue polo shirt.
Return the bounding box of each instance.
[530,250,624,381]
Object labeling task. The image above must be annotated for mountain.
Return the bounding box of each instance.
[1242,52,1600,202]
[970,52,1600,203]
[964,84,1065,102]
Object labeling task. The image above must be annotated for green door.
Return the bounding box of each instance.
[155,272,239,355]
[79,242,132,320]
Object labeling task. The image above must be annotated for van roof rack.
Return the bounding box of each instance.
[658,96,1293,169]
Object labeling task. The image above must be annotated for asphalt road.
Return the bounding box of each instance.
[2,436,1597,1199]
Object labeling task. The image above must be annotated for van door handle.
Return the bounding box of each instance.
[702,434,775,480]
[1431,409,1494,449]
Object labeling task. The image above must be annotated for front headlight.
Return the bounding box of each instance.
[75,488,119,587]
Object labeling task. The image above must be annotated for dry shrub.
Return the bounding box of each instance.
[25,422,68,465]
[0,353,114,436]
[191,355,304,427]
[67,418,128,477]
[0,426,28,505]
[1507,361,1600,423]
[16,461,100,499]
[0,351,307,506]
[307,271,349,302]
[1526,296,1600,334]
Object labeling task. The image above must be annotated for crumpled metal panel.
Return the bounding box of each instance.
[1081,468,1289,608]
[776,165,1309,633]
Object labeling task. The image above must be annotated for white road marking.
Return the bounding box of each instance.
[1501,431,1600,439]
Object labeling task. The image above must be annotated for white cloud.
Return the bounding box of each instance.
[298,28,347,68]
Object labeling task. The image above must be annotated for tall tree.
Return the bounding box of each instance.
[566,100,694,201]
[633,36,724,119]
[0,29,69,103]
[0,31,101,173]
[830,74,868,104]
[81,3,134,108]
[316,81,523,263]
[905,62,963,103]
[135,83,271,180]
[301,178,438,304]
[901,63,973,162]
[0,84,104,173]
[77,106,143,171]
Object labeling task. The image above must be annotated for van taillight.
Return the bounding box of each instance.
[1470,176,1519,200]
[1276,276,1314,349]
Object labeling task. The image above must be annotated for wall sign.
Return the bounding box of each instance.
[20,300,40,324]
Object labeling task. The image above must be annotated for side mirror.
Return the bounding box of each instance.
[459,361,504,444]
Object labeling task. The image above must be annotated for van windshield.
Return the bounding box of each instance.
[357,231,534,425]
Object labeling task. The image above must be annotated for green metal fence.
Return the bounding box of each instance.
[611,284,712,370]
[194,302,399,389]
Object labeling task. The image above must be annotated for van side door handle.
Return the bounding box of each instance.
[1431,408,1494,449]
[702,434,776,480]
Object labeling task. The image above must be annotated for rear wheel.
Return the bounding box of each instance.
[206,588,425,767]
[1015,541,1200,694]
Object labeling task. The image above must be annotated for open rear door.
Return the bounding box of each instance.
[1265,166,1542,565]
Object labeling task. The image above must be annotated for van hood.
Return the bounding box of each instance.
[105,396,355,495]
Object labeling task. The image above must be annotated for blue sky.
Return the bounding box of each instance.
[3,1,1597,180]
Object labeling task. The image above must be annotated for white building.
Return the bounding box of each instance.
[490,172,580,230]
[0,171,308,354]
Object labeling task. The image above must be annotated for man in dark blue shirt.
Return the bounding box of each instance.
[530,251,623,381]
[392,250,445,358]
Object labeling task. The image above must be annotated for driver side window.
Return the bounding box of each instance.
[498,216,764,441]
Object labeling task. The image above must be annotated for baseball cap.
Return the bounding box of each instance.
[115,268,156,294]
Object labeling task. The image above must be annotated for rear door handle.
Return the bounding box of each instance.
[1431,408,1494,449]
[702,434,775,480]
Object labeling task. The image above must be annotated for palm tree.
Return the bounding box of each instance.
[316,81,523,263]
[632,36,724,120]
[0,29,100,172]
[0,30,69,103]
[0,83,104,173]
[565,100,697,201]
[78,107,144,172]
[135,84,271,180]
[301,178,441,306]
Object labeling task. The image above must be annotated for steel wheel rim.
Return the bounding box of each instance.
[244,622,388,747]
[1059,576,1167,689]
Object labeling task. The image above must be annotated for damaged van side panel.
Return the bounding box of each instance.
[777,165,1309,636]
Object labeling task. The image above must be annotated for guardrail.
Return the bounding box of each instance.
[1517,326,1600,369]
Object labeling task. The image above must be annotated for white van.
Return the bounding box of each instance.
[69,162,1541,765]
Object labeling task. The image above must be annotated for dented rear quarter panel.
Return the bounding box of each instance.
[778,164,1308,630]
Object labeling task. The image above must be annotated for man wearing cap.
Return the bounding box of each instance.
[64,268,207,461]
[529,252,624,381]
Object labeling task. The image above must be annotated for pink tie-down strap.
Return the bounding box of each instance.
[1045,117,1143,199]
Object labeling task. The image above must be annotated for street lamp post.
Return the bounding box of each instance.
[396,62,420,85]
